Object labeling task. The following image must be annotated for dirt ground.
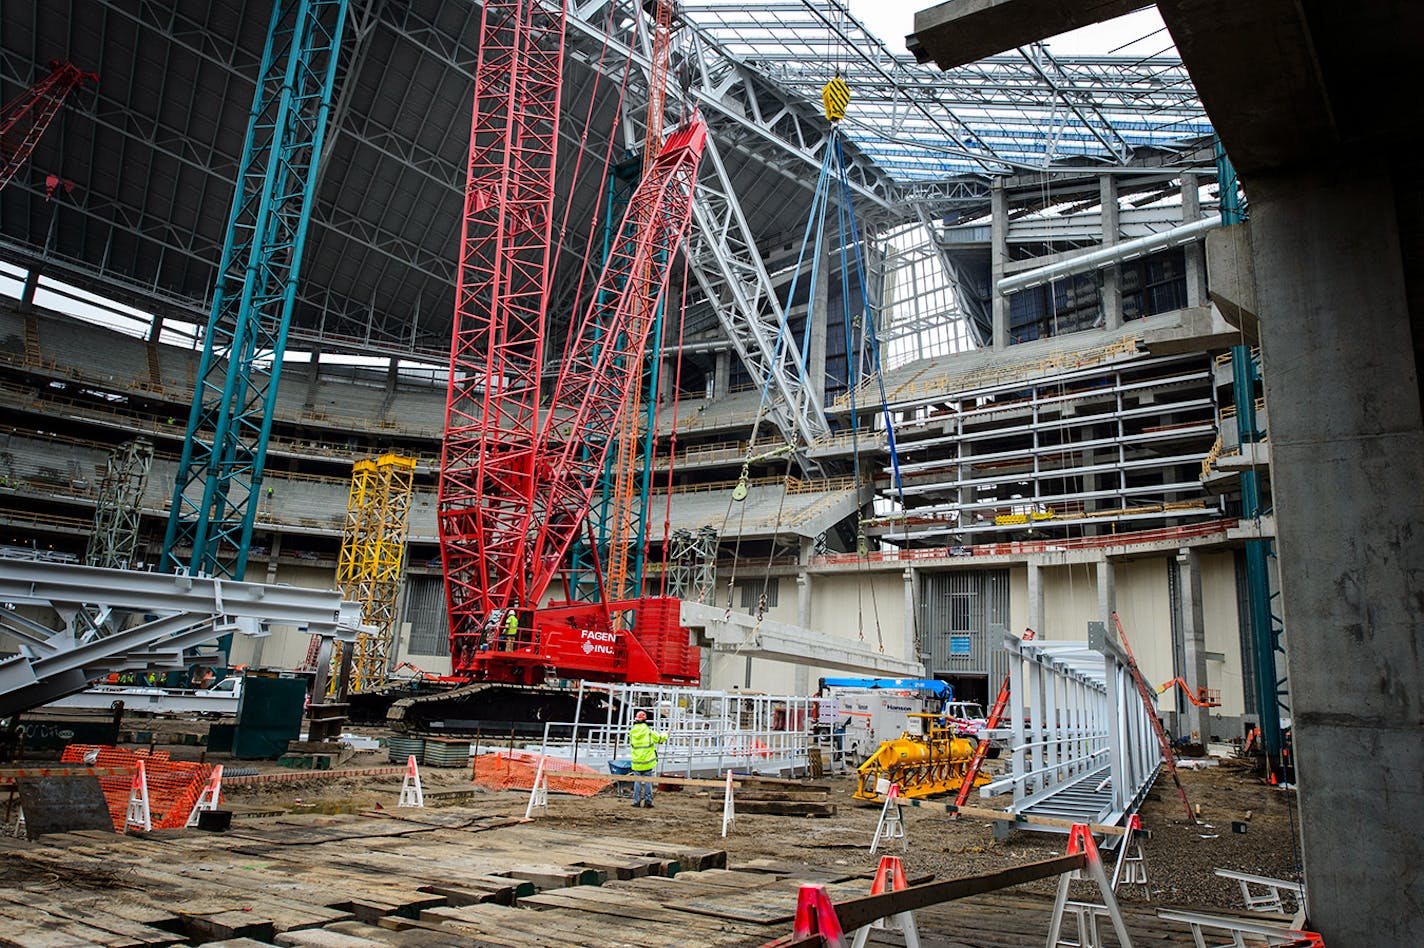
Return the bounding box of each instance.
[213,743,1303,916]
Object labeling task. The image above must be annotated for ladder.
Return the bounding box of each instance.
[1113,613,1195,822]
[954,628,1035,810]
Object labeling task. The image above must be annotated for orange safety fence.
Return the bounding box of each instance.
[470,750,609,797]
[60,745,217,830]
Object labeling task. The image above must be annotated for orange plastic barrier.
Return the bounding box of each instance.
[470,750,609,797]
[60,745,217,830]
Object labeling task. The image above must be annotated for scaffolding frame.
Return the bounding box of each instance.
[86,437,153,570]
[332,453,416,693]
[665,525,718,601]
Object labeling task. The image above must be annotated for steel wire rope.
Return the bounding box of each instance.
[553,0,640,357]
[832,132,911,654]
[657,250,691,597]
[716,138,837,610]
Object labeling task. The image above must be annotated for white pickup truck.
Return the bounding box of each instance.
[45,677,245,715]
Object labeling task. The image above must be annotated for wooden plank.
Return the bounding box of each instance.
[380,906,609,947]
[733,789,830,802]
[324,921,478,948]
[521,885,771,929]
[0,890,183,946]
[707,799,837,817]
[0,914,111,948]
[175,910,276,943]
[0,902,143,948]
[275,932,384,948]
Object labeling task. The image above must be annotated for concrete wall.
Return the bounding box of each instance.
[1038,562,1100,641]
[1200,551,1244,720]
[1115,558,1174,705]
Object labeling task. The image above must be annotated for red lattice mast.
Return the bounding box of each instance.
[439,0,565,644]
[0,60,97,192]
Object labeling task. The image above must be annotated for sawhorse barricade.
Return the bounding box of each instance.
[764,824,1132,948]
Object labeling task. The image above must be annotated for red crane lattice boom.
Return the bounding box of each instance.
[0,60,97,193]
[439,0,565,645]
[452,119,708,682]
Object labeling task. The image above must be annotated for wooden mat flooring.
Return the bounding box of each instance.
[0,808,1202,946]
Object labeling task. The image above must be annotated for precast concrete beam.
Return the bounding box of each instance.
[680,601,924,678]
[908,0,1148,69]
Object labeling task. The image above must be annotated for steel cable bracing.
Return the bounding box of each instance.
[603,0,679,609]
[163,0,350,582]
[556,3,643,602]
[439,0,566,670]
[658,250,693,597]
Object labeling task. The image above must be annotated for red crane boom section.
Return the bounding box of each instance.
[0,60,98,192]
[439,0,565,641]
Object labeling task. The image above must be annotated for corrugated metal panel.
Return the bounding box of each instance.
[403,575,450,656]
[921,568,1009,675]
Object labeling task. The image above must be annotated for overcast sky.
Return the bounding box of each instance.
[846,1,1173,57]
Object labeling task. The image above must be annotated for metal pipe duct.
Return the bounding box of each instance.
[997,214,1222,296]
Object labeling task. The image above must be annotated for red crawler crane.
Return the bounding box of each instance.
[0,60,97,192]
[439,0,705,687]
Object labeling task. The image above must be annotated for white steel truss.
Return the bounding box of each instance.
[0,553,362,716]
[980,622,1162,829]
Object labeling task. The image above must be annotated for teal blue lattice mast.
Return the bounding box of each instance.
[569,157,664,601]
[163,0,350,579]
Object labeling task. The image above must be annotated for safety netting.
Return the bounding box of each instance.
[470,750,609,796]
[60,744,218,830]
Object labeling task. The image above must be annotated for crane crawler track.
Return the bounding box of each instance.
[386,681,617,739]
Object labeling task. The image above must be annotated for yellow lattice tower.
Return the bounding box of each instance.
[331,453,417,694]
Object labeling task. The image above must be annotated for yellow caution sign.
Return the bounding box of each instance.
[822,76,850,122]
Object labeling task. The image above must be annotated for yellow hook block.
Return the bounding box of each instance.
[822,76,850,123]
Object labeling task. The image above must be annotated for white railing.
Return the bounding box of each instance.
[536,682,830,778]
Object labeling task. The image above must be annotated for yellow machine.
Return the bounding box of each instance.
[853,713,993,802]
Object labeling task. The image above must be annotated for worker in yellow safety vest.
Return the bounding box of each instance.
[628,710,666,808]
[503,610,519,651]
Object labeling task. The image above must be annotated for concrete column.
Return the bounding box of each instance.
[18,268,39,312]
[1099,175,1123,330]
[1096,558,1116,629]
[1026,561,1044,635]
[1247,168,1424,945]
[1180,173,1208,307]
[902,568,918,663]
[1176,550,1210,743]
[794,571,812,693]
[807,230,830,410]
[147,311,165,344]
[660,357,675,403]
[991,181,1009,349]
[713,350,730,398]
